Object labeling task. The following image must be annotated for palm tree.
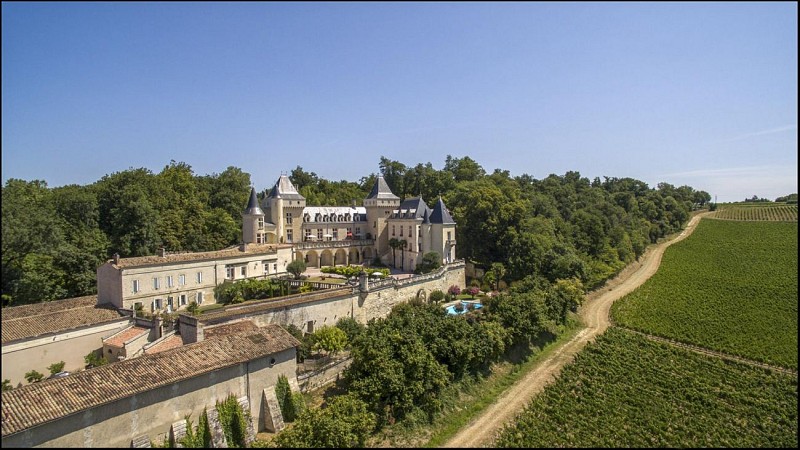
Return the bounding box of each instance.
[388,238,402,268]
[491,262,506,291]
[400,239,407,271]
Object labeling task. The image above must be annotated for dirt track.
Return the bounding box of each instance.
[442,212,710,448]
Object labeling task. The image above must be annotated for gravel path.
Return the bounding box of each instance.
[441,212,710,448]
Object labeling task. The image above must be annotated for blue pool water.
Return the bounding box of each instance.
[445,301,483,315]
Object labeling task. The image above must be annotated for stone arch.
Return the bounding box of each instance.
[320,250,334,267]
[295,251,305,262]
[334,249,347,266]
[348,248,360,264]
[306,250,320,268]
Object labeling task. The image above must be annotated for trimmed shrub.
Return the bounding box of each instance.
[24,370,44,383]
[47,361,65,375]
[428,289,445,303]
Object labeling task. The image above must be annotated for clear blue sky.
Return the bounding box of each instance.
[2,2,797,203]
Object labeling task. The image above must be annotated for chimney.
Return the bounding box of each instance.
[113,253,120,265]
[241,242,248,252]
[158,247,166,257]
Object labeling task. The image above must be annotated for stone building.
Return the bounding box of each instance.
[247,174,457,272]
[96,243,294,312]
[1,324,300,448]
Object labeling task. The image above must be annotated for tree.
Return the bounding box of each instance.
[388,238,403,268]
[313,325,348,357]
[336,317,365,346]
[179,409,212,448]
[24,370,44,383]
[84,351,108,368]
[415,251,442,274]
[215,394,249,448]
[2,379,12,391]
[344,316,451,425]
[490,262,506,291]
[286,260,307,279]
[428,290,445,303]
[47,361,66,375]
[400,239,407,269]
[274,394,375,448]
[444,155,486,183]
[379,157,408,198]
[466,286,480,299]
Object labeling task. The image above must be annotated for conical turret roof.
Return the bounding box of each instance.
[243,188,264,215]
[429,197,455,224]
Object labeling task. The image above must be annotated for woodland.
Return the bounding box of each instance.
[1,155,710,306]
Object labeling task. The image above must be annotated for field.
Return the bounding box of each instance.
[496,328,798,448]
[611,219,798,369]
[713,203,797,221]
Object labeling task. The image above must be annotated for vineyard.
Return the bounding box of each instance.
[611,219,798,369]
[496,328,798,448]
[713,203,798,221]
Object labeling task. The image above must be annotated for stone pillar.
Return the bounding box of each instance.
[169,420,187,448]
[236,396,256,446]
[206,408,228,448]
[262,386,285,433]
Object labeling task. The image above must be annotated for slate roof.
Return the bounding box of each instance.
[1,296,128,344]
[110,243,286,269]
[243,187,264,216]
[302,206,367,223]
[429,197,456,224]
[1,325,300,437]
[390,197,431,220]
[267,175,305,200]
[366,176,400,200]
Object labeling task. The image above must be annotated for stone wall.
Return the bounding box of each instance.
[297,356,352,393]
[211,262,466,332]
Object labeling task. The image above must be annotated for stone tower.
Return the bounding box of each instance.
[264,175,306,244]
[429,196,457,263]
[363,176,400,259]
[242,187,266,244]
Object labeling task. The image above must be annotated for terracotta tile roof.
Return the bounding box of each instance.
[103,326,150,348]
[1,296,128,344]
[1,324,300,436]
[203,320,258,340]
[111,244,290,269]
[1,295,97,320]
[143,334,184,355]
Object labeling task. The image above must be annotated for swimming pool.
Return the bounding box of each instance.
[445,301,483,315]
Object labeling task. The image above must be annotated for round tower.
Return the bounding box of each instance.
[242,187,265,244]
